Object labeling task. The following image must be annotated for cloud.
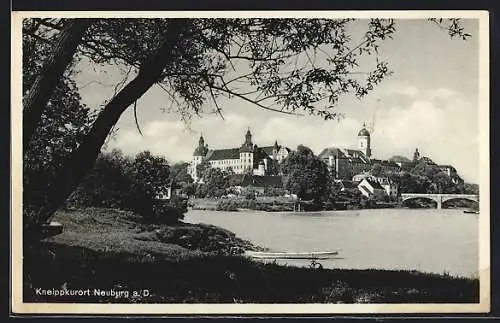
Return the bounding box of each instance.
[429,88,461,100]
[106,86,479,183]
[372,93,478,182]
[379,81,420,98]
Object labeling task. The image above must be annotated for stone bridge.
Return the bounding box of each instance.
[400,193,479,209]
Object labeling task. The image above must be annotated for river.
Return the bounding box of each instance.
[184,208,479,278]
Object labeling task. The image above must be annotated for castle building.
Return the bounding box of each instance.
[188,129,291,182]
[318,123,375,180]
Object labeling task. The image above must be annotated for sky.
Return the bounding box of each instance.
[73,18,481,183]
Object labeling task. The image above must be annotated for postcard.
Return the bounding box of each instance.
[11,10,490,314]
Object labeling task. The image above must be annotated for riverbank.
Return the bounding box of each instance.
[24,207,479,303]
[191,197,476,212]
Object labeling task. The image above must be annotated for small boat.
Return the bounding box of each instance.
[463,209,479,214]
[245,250,339,260]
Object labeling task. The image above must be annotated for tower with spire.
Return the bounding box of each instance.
[357,122,372,158]
[239,128,254,173]
[413,148,421,162]
[190,134,209,181]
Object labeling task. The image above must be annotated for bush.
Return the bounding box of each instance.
[245,191,256,200]
[216,200,239,212]
[146,197,188,224]
[67,150,187,224]
[263,187,286,197]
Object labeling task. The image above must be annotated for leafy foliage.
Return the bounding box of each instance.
[200,168,230,198]
[195,159,212,180]
[170,162,194,185]
[281,145,331,203]
[68,149,185,224]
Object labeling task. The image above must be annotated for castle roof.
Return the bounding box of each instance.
[260,145,291,156]
[319,147,370,163]
[261,145,277,156]
[239,144,253,153]
[318,147,344,158]
[205,148,240,161]
[389,155,412,163]
[193,146,208,156]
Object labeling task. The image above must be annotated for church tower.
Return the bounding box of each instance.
[272,140,279,159]
[357,123,372,158]
[191,135,208,181]
[413,148,421,162]
[239,129,254,173]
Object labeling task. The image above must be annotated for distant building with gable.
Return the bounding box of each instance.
[357,177,387,199]
[319,123,385,180]
[188,129,291,182]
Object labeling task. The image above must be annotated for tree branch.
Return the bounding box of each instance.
[210,84,303,116]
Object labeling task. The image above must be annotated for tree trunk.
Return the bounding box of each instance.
[23,19,91,151]
[33,19,189,226]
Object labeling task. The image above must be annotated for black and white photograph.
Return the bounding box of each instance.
[11,11,490,314]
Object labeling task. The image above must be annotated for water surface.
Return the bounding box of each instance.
[184,208,478,277]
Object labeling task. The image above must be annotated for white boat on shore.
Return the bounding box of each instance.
[245,250,340,260]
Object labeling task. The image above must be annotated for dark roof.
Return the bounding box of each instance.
[193,146,208,156]
[253,147,271,161]
[318,147,345,159]
[345,149,362,156]
[253,175,283,188]
[229,174,283,188]
[358,127,370,137]
[371,159,400,168]
[363,178,385,190]
[239,144,253,153]
[420,156,436,165]
[340,180,358,189]
[319,147,370,163]
[205,148,240,161]
[389,155,412,163]
[260,145,291,156]
[260,145,276,156]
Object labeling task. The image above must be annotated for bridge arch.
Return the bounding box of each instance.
[441,197,479,208]
[441,196,479,203]
[401,196,438,208]
[400,193,479,209]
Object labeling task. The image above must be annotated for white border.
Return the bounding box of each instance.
[11,10,490,314]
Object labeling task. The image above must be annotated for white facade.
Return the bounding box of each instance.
[188,131,290,182]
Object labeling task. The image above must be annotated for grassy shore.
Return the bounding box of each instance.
[24,207,479,303]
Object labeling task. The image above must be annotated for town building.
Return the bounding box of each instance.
[228,173,284,195]
[357,178,387,200]
[351,173,399,200]
[188,129,291,182]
